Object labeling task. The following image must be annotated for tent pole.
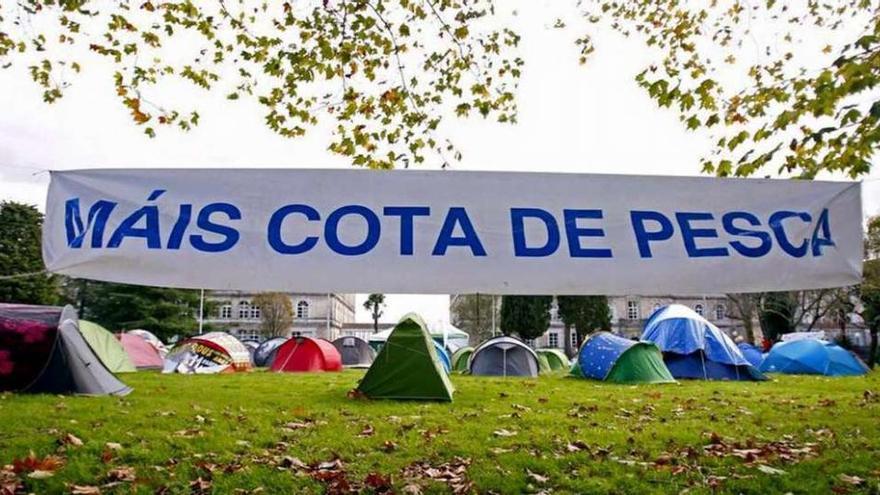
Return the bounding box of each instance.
[198,289,204,335]
[492,295,496,336]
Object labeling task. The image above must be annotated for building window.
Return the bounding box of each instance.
[627,301,639,320]
[715,304,725,320]
[291,331,302,337]
[571,330,578,348]
[296,300,309,319]
[548,333,559,348]
[237,329,259,341]
[652,303,662,317]
[694,304,704,317]
[220,304,232,319]
[251,305,261,319]
[238,301,250,319]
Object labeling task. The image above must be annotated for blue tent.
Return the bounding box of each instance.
[433,340,451,373]
[760,340,869,376]
[578,332,675,384]
[641,305,765,381]
[737,343,764,368]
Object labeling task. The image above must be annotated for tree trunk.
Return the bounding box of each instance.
[563,323,573,358]
[372,310,379,333]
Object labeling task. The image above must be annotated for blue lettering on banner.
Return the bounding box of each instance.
[722,211,772,258]
[631,210,674,258]
[61,192,840,262]
[325,205,381,256]
[511,208,560,257]
[190,203,241,252]
[432,207,487,256]
[675,212,729,258]
[268,204,320,255]
[563,209,612,258]
[384,206,431,255]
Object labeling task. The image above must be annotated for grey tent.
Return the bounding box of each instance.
[469,336,540,377]
[332,336,375,368]
[0,304,132,396]
[242,340,260,365]
[254,337,287,367]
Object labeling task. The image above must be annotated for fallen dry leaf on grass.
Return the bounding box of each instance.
[189,477,212,494]
[106,466,136,482]
[526,469,549,484]
[838,474,865,486]
[358,424,375,437]
[363,472,393,493]
[756,465,786,475]
[69,485,101,494]
[60,433,83,447]
[12,452,64,475]
[401,457,472,495]
[380,440,398,452]
[493,429,517,438]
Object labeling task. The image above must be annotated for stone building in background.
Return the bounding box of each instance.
[204,291,356,341]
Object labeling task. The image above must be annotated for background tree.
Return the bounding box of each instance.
[0,0,522,169]
[556,296,611,356]
[585,2,880,179]
[362,293,386,333]
[759,292,796,343]
[450,294,497,343]
[252,292,293,338]
[860,215,880,368]
[0,201,58,305]
[499,295,552,342]
[83,282,203,341]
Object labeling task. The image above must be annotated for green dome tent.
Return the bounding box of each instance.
[356,314,454,401]
[79,320,137,373]
[536,352,552,373]
[451,346,474,372]
[537,349,570,371]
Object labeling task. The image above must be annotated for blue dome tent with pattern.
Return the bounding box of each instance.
[577,332,676,384]
[641,304,765,381]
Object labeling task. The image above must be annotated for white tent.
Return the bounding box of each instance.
[368,321,469,352]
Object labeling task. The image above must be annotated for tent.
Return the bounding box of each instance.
[127,329,168,357]
[78,320,137,373]
[368,323,470,353]
[242,340,259,365]
[119,333,164,370]
[760,340,870,376]
[641,304,765,381]
[451,346,474,373]
[577,332,675,384]
[356,314,454,401]
[537,348,570,371]
[271,337,343,372]
[163,332,252,374]
[737,343,764,368]
[469,336,540,377]
[254,337,287,367]
[332,336,375,368]
[0,304,131,395]
[433,340,452,373]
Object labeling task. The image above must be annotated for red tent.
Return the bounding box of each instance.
[119,333,164,370]
[271,337,342,372]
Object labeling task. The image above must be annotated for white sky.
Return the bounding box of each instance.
[1,1,878,324]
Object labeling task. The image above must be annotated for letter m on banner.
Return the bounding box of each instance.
[65,198,117,248]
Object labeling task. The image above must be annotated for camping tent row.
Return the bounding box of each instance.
[79,321,165,372]
[760,339,869,376]
[250,335,375,370]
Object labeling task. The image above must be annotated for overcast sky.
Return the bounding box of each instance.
[1,1,878,325]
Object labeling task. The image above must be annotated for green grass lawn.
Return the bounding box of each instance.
[1,370,879,494]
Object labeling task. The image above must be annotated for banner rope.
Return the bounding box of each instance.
[0,270,50,280]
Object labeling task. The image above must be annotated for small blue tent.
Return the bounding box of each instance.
[760,340,869,376]
[578,332,675,384]
[737,343,764,368]
[641,305,765,381]
[433,340,451,373]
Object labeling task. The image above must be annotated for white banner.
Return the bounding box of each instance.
[43,169,863,295]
